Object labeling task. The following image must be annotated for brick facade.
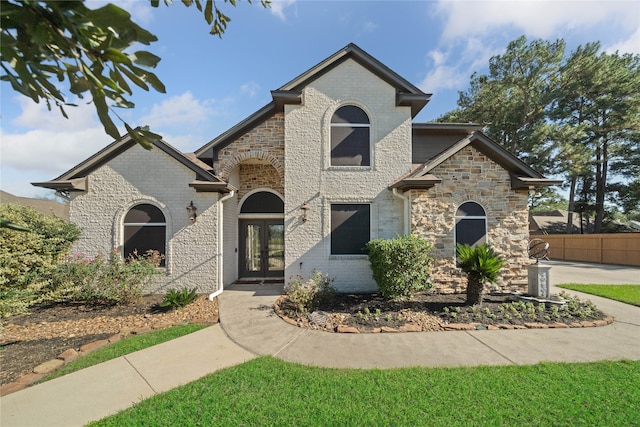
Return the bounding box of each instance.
[68,144,220,294]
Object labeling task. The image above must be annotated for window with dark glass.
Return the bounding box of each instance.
[123,204,166,266]
[331,204,370,255]
[330,105,370,166]
[455,201,487,248]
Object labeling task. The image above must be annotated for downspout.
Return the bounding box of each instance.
[209,189,235,301]
[392,188,410,235]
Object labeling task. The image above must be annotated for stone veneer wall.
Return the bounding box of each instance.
[238,164,284,200]
[214,113,285,184]
[410,145,530,293]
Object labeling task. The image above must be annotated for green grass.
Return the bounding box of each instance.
[41,324,208,382]
[90,357,640,426]
[559,284,640,306]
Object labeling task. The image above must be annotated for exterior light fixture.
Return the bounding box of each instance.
[300,202,310,222]
[186,201,197,223]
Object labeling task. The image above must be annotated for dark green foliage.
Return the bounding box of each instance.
[456,243,505,306]
[0,204,80,291]
[160,287,199,309]
[1,0,269,146]
[366,235,433,299]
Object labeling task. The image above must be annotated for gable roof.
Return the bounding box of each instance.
[195,43,431,159]
[391,130,562,191]
[32,132,232,193]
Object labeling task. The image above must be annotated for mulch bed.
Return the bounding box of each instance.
[0,295,218,387]
[274,291,611,333]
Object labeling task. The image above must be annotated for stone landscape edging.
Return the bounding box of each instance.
[0,315,218,397]
[278,311,614,334]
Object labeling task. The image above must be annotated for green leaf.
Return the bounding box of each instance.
[204,0,214,24]
[92,87,121,140]
[125,123,153,150]
[117,64,149,91]
[131,51,161,68]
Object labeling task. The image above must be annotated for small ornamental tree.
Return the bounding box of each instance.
[456,243,505,306]
[366,235,433,300]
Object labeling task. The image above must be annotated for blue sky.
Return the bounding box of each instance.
[1,0,639,198]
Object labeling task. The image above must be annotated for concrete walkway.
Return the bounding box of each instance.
[1,261,639,426]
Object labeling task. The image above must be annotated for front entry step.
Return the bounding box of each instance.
[233,278,284,285]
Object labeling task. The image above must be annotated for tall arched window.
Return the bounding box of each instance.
[123,204,166,266]
[330,105,370,166]
[455,201,487,248]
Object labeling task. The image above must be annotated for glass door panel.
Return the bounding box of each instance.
[245,224,262,272]
[267,223,284,272]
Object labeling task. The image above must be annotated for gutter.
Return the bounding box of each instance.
[392,188,410,235]
[209,190,235,301]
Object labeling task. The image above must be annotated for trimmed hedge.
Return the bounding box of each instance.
[366,235,433,299]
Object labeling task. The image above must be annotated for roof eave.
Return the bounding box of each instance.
[32,177,87,192]
[511,175,564,189]
[188,181,236,193]
[389,176,442,191]
[397,93,432,117]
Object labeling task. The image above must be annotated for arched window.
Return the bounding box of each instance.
[240,191,284,214]
[455,202,487,248]
[330,105,370,166]
[123,204,166,266]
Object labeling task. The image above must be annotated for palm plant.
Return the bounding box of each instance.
[456,243,505,306]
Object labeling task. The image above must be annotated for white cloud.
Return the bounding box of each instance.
[418,38,499,94]
[605,25,640,54]
[270,0,296,21]
[241,81,261,98]
[12,96,99,132]
[138,92,217,128]
[361,20,378,34]
[1,127,112,175]
[434,0,638,42]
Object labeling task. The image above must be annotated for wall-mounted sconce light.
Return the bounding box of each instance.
[300,201,310,222]
[186,201,197,223]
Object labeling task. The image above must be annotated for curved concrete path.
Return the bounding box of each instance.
[1,261,638,426]
[219,260,640,369]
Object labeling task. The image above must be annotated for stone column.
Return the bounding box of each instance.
[528,263,551,298]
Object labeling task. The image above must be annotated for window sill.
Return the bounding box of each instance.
[326,166,373,172]
[329,254,369,260]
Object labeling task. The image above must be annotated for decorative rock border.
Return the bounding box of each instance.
[0,316,218,397]
[278,313,615,334]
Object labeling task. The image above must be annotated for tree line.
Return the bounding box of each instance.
[440,36,640,233]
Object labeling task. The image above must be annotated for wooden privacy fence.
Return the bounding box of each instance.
[541,234,640,267]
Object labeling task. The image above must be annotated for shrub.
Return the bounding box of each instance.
[161,287,199,309]
[284,270,335,314]
[0,203,80,291]
[366,235,433,299]
[43,250,162,305]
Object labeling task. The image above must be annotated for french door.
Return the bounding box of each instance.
[239,219,284,278]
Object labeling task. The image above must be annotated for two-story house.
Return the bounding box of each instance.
[34,43,559,296]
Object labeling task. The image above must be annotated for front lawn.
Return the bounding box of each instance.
[559,284,640,306]
[90,357,640,426]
